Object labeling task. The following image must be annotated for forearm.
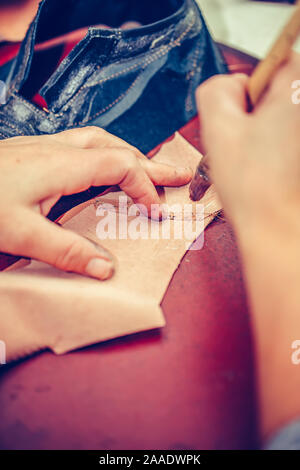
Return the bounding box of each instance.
[196,55,300,444]
[235,215,300,441]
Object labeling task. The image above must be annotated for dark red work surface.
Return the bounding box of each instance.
[0,46,259,450]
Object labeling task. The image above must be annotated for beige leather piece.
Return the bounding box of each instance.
[0,134,221,362]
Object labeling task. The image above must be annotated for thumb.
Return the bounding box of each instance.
[196,73,248,121]
[11,210,114,280]
[196,74,248,142]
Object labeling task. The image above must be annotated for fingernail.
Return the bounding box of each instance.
[152,205,168,221]
[151,204,162,221]
[85,258,114,280]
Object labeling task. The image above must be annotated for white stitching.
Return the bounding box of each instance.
[54,18,195,119]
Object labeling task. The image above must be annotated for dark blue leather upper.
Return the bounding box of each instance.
[0,0,227,152]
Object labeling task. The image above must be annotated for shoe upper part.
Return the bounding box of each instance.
[0,0,227,152]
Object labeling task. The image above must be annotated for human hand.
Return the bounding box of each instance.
[196,53,300,237]
[0,127,192,279]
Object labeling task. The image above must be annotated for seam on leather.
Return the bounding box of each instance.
[0,118,25,136]
[11,92,53,120]
[2,14,198,134]
[78,73,142,125]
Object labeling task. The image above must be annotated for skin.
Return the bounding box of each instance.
[196,52,300,441]
[0,127,192,280]
[0,0,40,41]
[1,0,299,444]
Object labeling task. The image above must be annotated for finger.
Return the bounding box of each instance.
[31,144,191,218]
[50,126,148,160]
[42,144,192,191]
[51,128,192,186]
[32,147,163,217]
[196,74,248,128]
[140,159,193,186]
[5,209,114,280]
[196,74,248,159]
[118,161,162,217]
[61,148,192,215]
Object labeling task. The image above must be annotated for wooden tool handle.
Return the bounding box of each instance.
[248,0,300,106]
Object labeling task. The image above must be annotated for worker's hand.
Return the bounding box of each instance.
[0,127,192,279]
[196,52,300,236]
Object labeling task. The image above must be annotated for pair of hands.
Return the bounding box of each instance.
[0,128,192,279]
[0,53,299,279]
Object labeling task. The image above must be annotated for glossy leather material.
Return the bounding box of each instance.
[0,0,226,152]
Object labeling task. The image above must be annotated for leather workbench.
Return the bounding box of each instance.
[0,45,260,450]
